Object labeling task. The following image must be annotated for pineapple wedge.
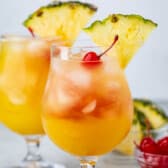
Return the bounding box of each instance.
[23,1,97,45]
[115,106,151,155]
[115,99,168,155]
[134,99,168,129]
[115,111,143,155]
[84,14,157,68]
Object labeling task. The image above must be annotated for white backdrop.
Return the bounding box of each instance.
[0,0,168,99]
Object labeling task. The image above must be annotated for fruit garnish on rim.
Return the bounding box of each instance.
[23,1,97,45]
[84,14,157,68]
[82,35,119,63]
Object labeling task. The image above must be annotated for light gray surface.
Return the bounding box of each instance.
[0,0,168,99]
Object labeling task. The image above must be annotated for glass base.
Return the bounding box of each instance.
[6,161,66,168]
[79,156,97,168]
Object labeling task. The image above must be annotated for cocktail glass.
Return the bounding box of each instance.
[42,45,134,167]
[0,35,66,168]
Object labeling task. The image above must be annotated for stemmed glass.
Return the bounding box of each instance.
[0,35,66,168]
[42,45,134,167]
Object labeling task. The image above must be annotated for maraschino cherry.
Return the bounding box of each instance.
[82,35,119,63]
[140,137,158,154]
[138,135,168,155]
[157,136,168,155]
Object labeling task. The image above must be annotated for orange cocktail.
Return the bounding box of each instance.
[0,35,58,135]
[42,46,133,156]
[0,35,67,167]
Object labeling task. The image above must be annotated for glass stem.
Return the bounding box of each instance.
[23,135,43,162]
[80,157,97,168]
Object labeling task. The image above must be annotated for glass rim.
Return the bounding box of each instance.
[51,44,117,63]
[0,34,65,42]
[130,125,168,134]
[52,43,111,48]
[52,37,119,48]
[135,147,168,158]
[52,44,105,49]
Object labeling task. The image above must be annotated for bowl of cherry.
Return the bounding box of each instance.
[135,127,168,168]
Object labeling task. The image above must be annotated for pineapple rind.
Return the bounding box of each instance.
[134,99,168,129]
[24,1,97,26]
[46,1,97,10]
[85,14,157,32]
[115,98,167,155]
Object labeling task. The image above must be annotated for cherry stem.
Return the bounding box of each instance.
[99,35,119,57]
[145,119,151,137]
[28,27,35,38]
[134,141,140,149]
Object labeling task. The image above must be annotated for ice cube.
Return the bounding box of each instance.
[59,47,69,60]
[68,69,91,89]
[10,42,24,53]
[107,82,121,90]
[57,89,76,106]
[82,100,97,114]
[28,40,47,55]
[8,88,26,105]
[105,82,121,101]
[44,83,80,117]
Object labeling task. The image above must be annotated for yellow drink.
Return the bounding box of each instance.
[0,36,53,135]
[43,115,131,156]
[42,47,133,156]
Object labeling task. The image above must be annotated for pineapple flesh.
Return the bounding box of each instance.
[84,14,157,68]
[115,106,150,155]
[134,99,168,129]
[115,99,167,155]
[24,1,97,45]
[115,111,143,155]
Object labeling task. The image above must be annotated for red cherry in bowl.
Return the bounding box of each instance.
[136,135,168,168]
[136,148,168,168]
[140,137,158,154]
[157,137,168,155]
